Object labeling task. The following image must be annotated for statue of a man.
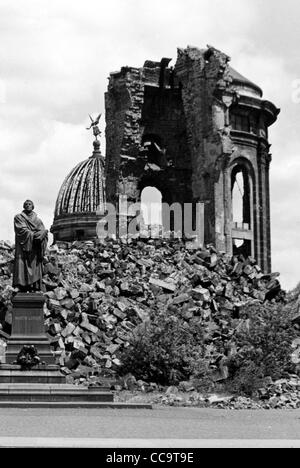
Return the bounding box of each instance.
[13,200,48,292]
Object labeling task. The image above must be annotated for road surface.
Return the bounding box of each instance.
[0,407,300,446]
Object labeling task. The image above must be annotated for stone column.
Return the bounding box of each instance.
[222,153,233,255]
[265,152,272,272]
[257,141,271,272]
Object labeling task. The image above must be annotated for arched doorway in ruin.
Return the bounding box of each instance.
[140,186,163,237]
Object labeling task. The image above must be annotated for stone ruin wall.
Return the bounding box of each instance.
[105,47,235,246]
[105,67,145,205]
[104,45,278,271]
[174,46,234,249]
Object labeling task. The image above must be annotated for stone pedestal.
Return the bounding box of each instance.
[0,292,65,384]
[0,293,130,407]
[6,293,54,365]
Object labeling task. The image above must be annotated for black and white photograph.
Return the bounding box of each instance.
[0,0,299,453]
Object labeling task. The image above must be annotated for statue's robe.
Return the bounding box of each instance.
[13,211,48,289]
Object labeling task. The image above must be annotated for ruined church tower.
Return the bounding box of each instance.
[104,46,279,272]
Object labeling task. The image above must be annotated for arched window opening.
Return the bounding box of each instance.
[231,164,253,258]
[140,186,162,237]
[232,171,244,225]
[231,167,251,229]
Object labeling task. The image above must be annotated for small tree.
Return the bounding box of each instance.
[226,303,297,395]
[118,311,209,386]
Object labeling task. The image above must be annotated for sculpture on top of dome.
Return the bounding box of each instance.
[86,112,102,140]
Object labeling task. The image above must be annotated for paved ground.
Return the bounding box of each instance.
[0,407,300,446]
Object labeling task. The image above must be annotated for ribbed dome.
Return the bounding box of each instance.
[54,140,106,217]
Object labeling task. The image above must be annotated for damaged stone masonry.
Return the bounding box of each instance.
[105,45,279,272]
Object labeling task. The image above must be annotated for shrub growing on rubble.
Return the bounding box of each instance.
[226,303,297,396]
[118,311,212,386]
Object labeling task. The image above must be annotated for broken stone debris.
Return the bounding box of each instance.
[115,375,300,410]
[0,238,283,387]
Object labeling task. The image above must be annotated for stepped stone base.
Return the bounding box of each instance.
[0,364,65,384]
[0,383,152,408]
[0,383,113,401]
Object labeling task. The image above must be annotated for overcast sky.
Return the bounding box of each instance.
[0,0,299,290]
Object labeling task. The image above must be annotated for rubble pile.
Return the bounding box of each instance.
[256,376,300,409]
[209,375,300,409]
[0,238,283,386]
[0,241,14,285]
[115,376,300,410]
[0,241,14,335]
